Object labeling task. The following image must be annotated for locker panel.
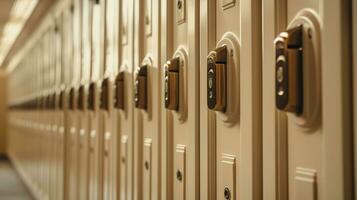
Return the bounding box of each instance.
[173,145,186,200]
[101,0,119,198]
[200,0,260,199]
[88,0,105,199]
[262,0,353,199]
[77,0,92,198]
[134,0,161,198]
[120,136,129,200]
[143,138,152,200]
[117,0,135,198]
[161,0,200,199]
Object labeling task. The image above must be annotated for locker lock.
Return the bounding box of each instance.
[88,82,96,110]
[69,87,76,110]
[46,94,51,110]
[134,65,147,110]
[51,93,56,109]
[164,57,180,110]
[207,46,227,112]
[78,85,85,111]
[100,78,110,110]
[59,90,65,110]
[275,25,303,114]
[114,72,124,110]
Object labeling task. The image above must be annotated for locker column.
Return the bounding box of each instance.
[117,0,135,199]
[161,0,200,199]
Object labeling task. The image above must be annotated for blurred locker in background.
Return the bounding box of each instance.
[0,0,354,200]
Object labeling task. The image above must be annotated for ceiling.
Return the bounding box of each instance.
[0,0,14,43]
[0,0,56,70]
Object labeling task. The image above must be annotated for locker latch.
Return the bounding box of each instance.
[69,87,76,110]
[275,25,303,114]
[114,72,124,110]
[78,85,85,111]
[207,46,227,112]
[59,90,65,110]
[50,93,56,110]
[88,82,96,110]
[100,78,110,110]
[164,57,180,110]
[134,65,147,110]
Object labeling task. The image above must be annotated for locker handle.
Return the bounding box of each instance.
[114,72,124,110]
[59,90,65,110]
[69,87,76,110]
[100,78,110,110]
[207,46,227,112]
[134,65,147,110]
[88,82,96,110]
[78,85,85,111]
[275,25,303,114]
[164,57,180,110]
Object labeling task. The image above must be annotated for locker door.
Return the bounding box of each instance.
[62,3,76,199]
[58,10,70,200]
[161,0,200,199]
[101,0,118,198]
[54,16,65,200]
[117,0,135,199]
[78,0,92,199]
[49,25,59,200]
[88,0,105,199]
[262,1,353,200]
[133,0,161,199]
[66,0,82,199]
[200,0,262,199]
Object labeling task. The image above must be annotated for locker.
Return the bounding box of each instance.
[200,0,263,199]
[160,0,200,199]
[65,0,83,199]
[101,0,119,198]
[87,0,105,199]
[54,15,65,200]
[117,0,135,199]
[77,0,92,199]
[262,1,353,200]
[133,0,162,199]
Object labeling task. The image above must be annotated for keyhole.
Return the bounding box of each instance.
[224,187,231,200]
[176,170,183,181]
[144,161,149,170]
[177,0,182,9]
[121,157,125,164]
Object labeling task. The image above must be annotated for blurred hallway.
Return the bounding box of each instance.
[0,157,32,200]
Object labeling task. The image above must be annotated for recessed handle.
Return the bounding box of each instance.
[134,65,147,110]
[114,72,125,110]
[100,78,110,110]
[275,25,303,114]
[164,57,180,110]
[207,46,227,112]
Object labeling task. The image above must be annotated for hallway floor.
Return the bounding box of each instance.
[0,156,33,200]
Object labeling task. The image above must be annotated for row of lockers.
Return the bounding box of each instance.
[6,0,355,199]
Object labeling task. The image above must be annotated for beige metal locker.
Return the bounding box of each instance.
[199,0,262,200]
[64,0,83,199]
[133,0,162,199]
[77,0,92,199]
[117,0,135,199]
[262,0,353,200]
[101,0,119,199]
[160,0,200,199]
[88,0,105,199]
